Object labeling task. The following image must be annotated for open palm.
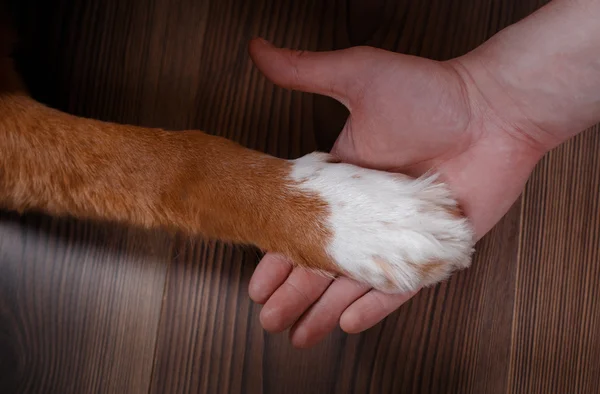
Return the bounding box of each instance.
[247,39,542,348]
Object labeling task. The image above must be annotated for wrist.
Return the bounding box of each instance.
[447,54,554,159]
[449,0,600,154]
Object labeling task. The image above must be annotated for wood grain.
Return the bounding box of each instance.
[510,126,600,394]
[1,0,598,393]
[0,213,171,393]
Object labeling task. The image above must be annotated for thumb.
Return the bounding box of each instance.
[248,38,376,108]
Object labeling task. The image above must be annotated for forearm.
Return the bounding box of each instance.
[0,93,179,224]
[0,92,292,246]
[457,0,600,151]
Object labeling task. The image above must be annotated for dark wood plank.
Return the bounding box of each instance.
[0,214,171,393]
[146,1,545,393]
[511,126,600,393]
[149,241,264,394]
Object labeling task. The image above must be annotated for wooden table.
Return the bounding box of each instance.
[1,0,599,392]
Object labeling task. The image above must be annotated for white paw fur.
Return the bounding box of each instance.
[290,152,475,293]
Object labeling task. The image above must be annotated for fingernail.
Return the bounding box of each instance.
[257,37,271,45]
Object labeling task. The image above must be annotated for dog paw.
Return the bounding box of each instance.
[288,152,475,293]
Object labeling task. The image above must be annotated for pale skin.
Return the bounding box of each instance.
[247,0,600,348]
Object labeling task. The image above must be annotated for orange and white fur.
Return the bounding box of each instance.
[0,20,475,294]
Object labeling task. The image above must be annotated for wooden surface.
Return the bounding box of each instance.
[1,0,599,393]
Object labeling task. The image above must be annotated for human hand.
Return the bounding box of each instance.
[246,0,600,348]
[245,38,545,348]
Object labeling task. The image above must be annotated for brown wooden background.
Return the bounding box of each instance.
[1,0,599,393]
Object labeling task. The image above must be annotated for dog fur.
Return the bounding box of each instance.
[0,8,475,293]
